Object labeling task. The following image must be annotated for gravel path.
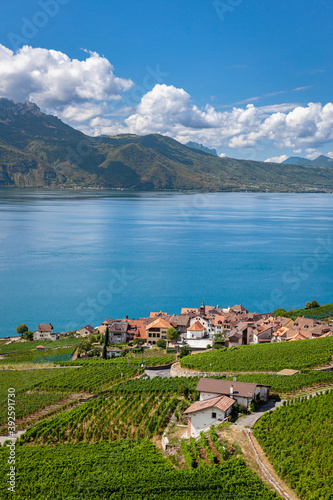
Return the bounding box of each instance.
[0,430,26,446]
[144,368,171,379]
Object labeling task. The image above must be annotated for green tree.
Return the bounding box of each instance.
[165,327,178,348]
[89,347,101,358]
[213,332,225,349]
[133,338,144,346]
[102,326,109,360]
[179,345,191,359]
[273,308,287,317]
[79,339,92,355]
[305,300,320,309]
[157,338,167,349]
[25,330,34,341]
[16,323,28,336]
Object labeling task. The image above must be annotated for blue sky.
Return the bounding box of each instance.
[0,0,332,161]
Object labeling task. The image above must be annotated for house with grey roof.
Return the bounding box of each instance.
[195,378,270,409]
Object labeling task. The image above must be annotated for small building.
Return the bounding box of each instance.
[169,314,190,333]
[195,378,270,409]
[253,325,274,344]
[184,395,235,437]
[36,345,46,351]
[77,325,95,337]
[106,347,122,358]
[33,323,56,341]
[186,321,207,339]
[276,369,300,376]
[272,327,290,342]
[56,332,68,339]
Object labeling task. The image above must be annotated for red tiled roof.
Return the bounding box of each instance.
[184,395,235,414]
[181,307,199,314]
[146,317,172,330]
[293,317,315,328]
[125,318,148,340]
[188,321,206,332]
[150,311,169,318]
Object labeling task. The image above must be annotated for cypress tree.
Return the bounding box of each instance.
[102,326,109,359]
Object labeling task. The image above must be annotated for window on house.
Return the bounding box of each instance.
[211,412,217,419]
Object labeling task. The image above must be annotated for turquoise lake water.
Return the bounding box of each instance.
[0,190,332,337]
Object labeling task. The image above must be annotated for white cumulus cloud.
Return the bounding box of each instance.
[0,44,133,121]
[122,84,333,151]
[264,155,289,163]
[305,148,321,160]
[1,44,333,158]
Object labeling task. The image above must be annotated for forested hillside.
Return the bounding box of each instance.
[1,98,333,191]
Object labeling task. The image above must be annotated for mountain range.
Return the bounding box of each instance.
[282,155,333,168]
[185,141,218,157]
[1,98,333,192]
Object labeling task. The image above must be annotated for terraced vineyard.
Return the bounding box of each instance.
[180,337,333,372]
[0,369,75,407]
[254,390,333,500]
[0,440,279,499]
[222,370,333,395]
[104,375,199,394]
[0,346,76,364]
[0,338,81,353]
[181,427,238,468]
[62,354,175,368]
[20,377,199,445]
[37,365,139,392]
[0,391,70,427]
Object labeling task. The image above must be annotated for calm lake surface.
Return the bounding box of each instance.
[0,190,332,337]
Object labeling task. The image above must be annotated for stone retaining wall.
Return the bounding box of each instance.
[145,362,174,371]
[170,362,276,378]
[170,362,242,378]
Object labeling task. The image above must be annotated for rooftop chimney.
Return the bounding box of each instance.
[230,385,234,397]
[233,376,237,382]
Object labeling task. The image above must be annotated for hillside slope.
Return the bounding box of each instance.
[1,98,333,191]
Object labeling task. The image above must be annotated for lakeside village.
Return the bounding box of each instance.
[7,300,333,438]
[16,300,333,357]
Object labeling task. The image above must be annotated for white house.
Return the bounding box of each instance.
[184,395,235,437]
[196,378,270,409]
[185,321,212,348]
[186,321,207,340]
[106,347,122,358]
[189,315,213,336]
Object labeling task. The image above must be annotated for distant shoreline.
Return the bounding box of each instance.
[0,186,333,193]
